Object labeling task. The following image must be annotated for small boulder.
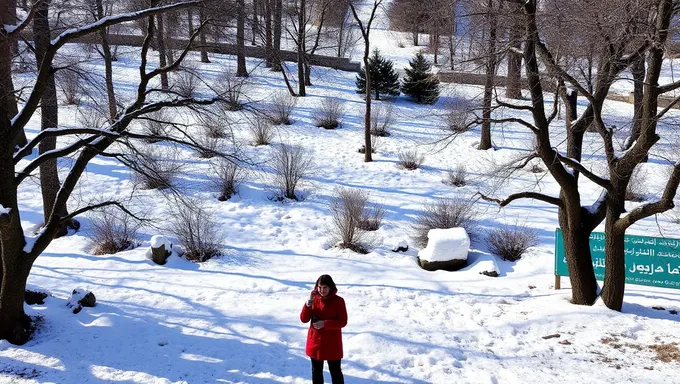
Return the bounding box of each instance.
[68,288,96,314]
[477,259,500,277]
[149,235,172,265]
[417,228,469,272]
[391,240,409,253]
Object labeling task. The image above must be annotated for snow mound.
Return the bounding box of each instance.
[418,228,469,262]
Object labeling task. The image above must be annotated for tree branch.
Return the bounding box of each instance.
[60,201,145,224]
[475,191,564,208]
[6,0,45,38]
[554,152,612,190]
[13,128,117,163]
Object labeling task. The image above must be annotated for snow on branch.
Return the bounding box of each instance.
[5,0,45,38]
[13,127,118,163]
[554,152,612,190]
[475,191,564,208]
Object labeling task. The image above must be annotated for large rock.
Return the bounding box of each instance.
[68,288,96,314]
[417,228,470,272]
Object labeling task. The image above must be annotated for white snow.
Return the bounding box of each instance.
[0,205,9,215]
[2,1,680,383]
[149,234,171,249]
[418,227,470,262]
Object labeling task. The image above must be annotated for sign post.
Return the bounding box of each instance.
[554,229,680,289]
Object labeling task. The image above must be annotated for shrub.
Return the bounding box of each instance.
[130,147,184,190]
[445,107,475,135]
[529,163,544,173]
[487,225,538,261]
[218,69,249,111]
[141,109,170,143]
[195,134,221,158]
[328,188,382,253]
[268,91,297,125]
[412,198,478,248]
[170,199,222,262]
[444,164,467,187]
[271,143,313,200]
[211,160,245,201]
[56,63,83,105]
[249,119,274,146]
[174,65,199,98]
[313,97,344,129]
[371,103,394,137]
[77,108,108,129]
[398,149,424,170]
[89,208,140,255]
[196,109,231,139]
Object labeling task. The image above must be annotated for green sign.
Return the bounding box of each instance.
[555,228,680,289]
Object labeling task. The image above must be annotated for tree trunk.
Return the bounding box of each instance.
[297,0,306,96]
[155,14,169,89]
[187,8,194,36]
[272,0,282,71]
[199,6,209,63]
[1,0,26,148]
[236,0,248,77]
[412,28,418,46]
[505,11,522,99]
[34,0,72,237]
[562,224,599,305]
[96,0,117,121]
[601,205,626,311]
[265,0,273,67]
[479,0,496,150]
[251,0,258,46]
[625,54,646,150]
[338,19,345,58]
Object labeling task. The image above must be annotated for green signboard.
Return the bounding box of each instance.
[555,229,680,289]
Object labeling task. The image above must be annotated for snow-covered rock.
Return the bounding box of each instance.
[67,288,96,314]
[391,239,409,252]
[417,228,470,271]
[476,259,500,277]
[147,235,173,265]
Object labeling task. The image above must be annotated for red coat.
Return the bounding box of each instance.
[300,291,348,361]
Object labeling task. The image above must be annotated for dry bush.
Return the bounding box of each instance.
[218,69,249,111]
[77,108,108,129]
[211,160,245,201]
[89,208,140,255]
[174,65,199,98]
[56,64,83,105]
[412,198,478,248]
[141,109,171,142]
[357,133,381,154]
[170,199,222,262]
[487,224,538,261]
[328,188,382,253]
[268,91,297,125]
[196,110,232,139]
[626,167,647,202]
[194,135,221,158]
[445,105,476,135]
[130,147,184,190]
[444,163,467,187]
[371,103,394,137]
[249,119,274,146]
[529,163,544,173]
[271,143,313,200]
[398,149,424,170]
[313,97,344,129]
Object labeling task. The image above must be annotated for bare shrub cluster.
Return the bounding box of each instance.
[328,188,384,253]
[89,208,140,255]
[268,91,297,125]
[194,134,221,158]
[412,198,478,248]
[170,199,222,262]
[371,103,394,137]
[211,160,245,201]
[141,109,171,142]
[487,224,538,261]
[270,143,313,200]
[196,109,231,139]
[174,65,199,98]
[130,147,184,190]
[398,149,424,170]
[218,69,249,111]
[313,97,344,129]
[444,163,468,187]
[249,119,275,146]
[56,61,86,105]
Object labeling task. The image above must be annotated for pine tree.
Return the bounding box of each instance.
[356,49,400,100]
[401,52,440,104]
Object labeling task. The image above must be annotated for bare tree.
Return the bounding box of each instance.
[479,0,680,311]
[349,0,383,162]
[0,0,227,344]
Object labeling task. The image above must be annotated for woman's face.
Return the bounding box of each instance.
[317,284,331,297]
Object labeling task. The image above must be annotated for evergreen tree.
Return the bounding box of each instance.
[401,52,440,104]
[356,49,400,100]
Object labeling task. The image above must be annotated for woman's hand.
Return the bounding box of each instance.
[312,320,324,330]
[308,290,317,302]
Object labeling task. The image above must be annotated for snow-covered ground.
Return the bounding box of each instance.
[3,2,680,383]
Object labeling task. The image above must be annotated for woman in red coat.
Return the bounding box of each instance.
[300,274,348,384]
